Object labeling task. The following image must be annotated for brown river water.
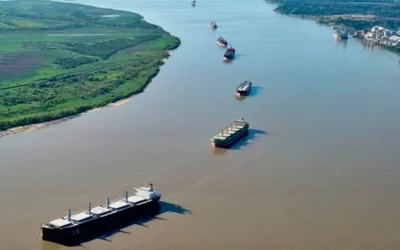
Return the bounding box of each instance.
[1,0,400,249]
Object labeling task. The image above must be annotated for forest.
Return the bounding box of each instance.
[267,0,400,30]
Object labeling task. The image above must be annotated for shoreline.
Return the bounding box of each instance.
[0,96,133,138]
[278,12,400,56]
[266,0,400,57]
[0,47,179,138]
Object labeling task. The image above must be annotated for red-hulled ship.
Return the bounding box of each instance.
[223,46,235,60]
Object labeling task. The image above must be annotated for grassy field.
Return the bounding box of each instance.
[0,0,180,131]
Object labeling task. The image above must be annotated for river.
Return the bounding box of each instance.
[1,0,400,249]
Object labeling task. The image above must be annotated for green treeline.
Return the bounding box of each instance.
[275,1,400,18]
[267,0,400,30]
[54,56,99,69]
[64,37,160,59]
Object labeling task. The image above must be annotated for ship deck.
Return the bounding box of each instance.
[237,83,250,92]
[43,190,159,230]
[212,124,245,140]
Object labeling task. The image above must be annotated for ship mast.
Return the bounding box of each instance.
[67,209,71,221]
[106,197,110,209]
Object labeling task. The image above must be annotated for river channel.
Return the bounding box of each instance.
[1,0,400,249]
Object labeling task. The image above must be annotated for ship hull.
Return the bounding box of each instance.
[236,87,251,96]
[42,198,160,246]
[333,32,348,40]
[212,126,249,148]
[223,53,234,60]
[236,90,249,96]
[217,41,227,47]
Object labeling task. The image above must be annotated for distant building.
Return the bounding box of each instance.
[365,32,374,39]
[383,29,393,37]
[372,26,384,33]
[359,26,399,46]
[389,35,400,46]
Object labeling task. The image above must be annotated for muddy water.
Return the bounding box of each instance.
[1,0,400,249]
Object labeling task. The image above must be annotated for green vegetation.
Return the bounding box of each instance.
[53,56,98,69]
[266,0,400,30]
[64,37,159,59]
[266,0,400,55]
[0,0,180,130]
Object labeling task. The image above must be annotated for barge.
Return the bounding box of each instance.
[210,118,249,148]
[41,183,161,245]
[333,28,348,40]
[216,36,228,47]
[223,47,235,60]
[236,79,252,97]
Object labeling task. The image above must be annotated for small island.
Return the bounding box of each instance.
[266,0,400,54]
[0,0,180,131]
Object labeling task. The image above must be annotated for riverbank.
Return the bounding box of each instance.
[0,0,180,132]
[2,0,400,249]
[265,0,400,55]
[0,48,178,138]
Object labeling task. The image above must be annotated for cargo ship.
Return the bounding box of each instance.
[333,28,348,40]
[41,183,161,245]
[210,21,217,29]
[236,79,252,97]
[210,118,249,148]
[223,47,235,60]
[216,36,228,47]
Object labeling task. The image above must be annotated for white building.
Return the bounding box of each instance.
[389,35,400,46]
[372,26,384,33]
[383,29,393,37]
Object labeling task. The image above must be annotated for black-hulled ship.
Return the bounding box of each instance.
[41,183,161,245]
[210,118,249,148]
[216,36,228,47]
[236,79,252,97]
[333,28,348,40]
[210,21,217,29]
[223,47,235,60]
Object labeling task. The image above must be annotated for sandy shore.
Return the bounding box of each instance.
[0,50,176,138]
[0,95,137,138]
[0,117,75,138]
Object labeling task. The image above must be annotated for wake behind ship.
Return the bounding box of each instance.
[41,183,161,245]
[210,118,249,148]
